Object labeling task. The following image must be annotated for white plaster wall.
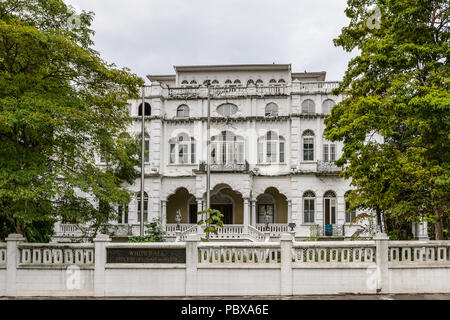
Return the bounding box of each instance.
[388,267,450,293]
[292,267,376,294]
[15,268,94,296]
[0,268,5,296]
[105,267,186,296]
[197,268,280,296]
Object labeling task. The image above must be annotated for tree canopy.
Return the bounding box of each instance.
[0,0,143,241]
[325,0,449,239]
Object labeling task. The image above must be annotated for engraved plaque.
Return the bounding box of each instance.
[107,248,186,263]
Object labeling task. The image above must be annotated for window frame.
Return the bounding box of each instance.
[302,130,315,162]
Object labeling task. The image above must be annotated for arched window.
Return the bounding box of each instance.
[324,190,337,227]
[247,79,255,86]
[345,191,357,223]
[322,99,335,114]
[203,80,211,85]
[211,80,219,86]
[257,194,275,224]
[303,191,315,223]
[138,102,151,116]
[278,79,286,84]
[136,191,148,222]
[217,103,238,117]
[176,104,190,118]
[211,131,245,165]
[258,131,285,164]
[189,80,197,85]
[302,130,315,161]
[302,99,315,114]
[269,79,277,85]
[234,79,241,85]
[255,79,263,86]
[224,79,232,86]
[265,103,279,117]
[181,80,189,85]
[169,133,196,164]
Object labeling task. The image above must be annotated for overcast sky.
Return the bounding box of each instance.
[66,0,358,83]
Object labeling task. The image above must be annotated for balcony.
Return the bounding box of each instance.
[317,161,342,173]
[162,82,339,100]
[197,162,248,173]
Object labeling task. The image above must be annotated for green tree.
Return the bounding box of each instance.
[128,217,166,243]
[0,0,143,241]
[325,0,449,239]
[197,208,224,241]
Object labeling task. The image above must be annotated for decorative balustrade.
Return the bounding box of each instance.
[0,244,6,265]
[166,224,196,236]
[210,163,246,172]
[56,223,82,235]
[208,225,246,240]
[248,225,266,242]
[317,161,342,173]
[292,242,376,264]
[256,224,290,236]
[198,243,281,264]
[168,87,200,98]
[297,81,340,93]
[18,243,95,266]
[161,82,341,100]
[179,225,199,241]
[388,241,450,263]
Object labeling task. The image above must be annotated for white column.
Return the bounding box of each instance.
[374,233,389,294]
[185,234,200,296]
[280,233,293,295]
[6,234,25,296]
[251,200,257,227]
[287,199,292,224]
[161,200,167,228]
[243,198,250,233]
[94,234,111,297]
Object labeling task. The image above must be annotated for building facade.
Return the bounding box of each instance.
[55,64,379,242]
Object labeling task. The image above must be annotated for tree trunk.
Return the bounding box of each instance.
[434,210,444,240]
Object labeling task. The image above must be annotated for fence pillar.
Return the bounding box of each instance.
[185,234,200,296]
[280,233,293,295]
[374,232,389,294]
[94,234,111,297]
[6,234,25,297]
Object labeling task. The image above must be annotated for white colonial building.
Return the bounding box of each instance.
[54,64,379,242]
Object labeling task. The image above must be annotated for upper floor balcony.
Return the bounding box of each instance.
[143,81,340,100]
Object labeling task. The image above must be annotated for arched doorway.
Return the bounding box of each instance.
[211,192,234,224]
[206,184,244,225]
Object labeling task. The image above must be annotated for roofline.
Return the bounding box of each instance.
[174,64,292,72]
[147,74,176,82]
[292,71,326,81]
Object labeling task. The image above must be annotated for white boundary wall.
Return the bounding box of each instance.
[0,233,449,297]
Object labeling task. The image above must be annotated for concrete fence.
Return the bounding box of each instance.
[0,233,449,297]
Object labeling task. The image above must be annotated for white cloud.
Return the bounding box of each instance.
[66,0,359,83]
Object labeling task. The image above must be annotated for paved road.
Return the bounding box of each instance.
[2,294,450,300]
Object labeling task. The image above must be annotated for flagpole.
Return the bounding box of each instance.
[206,84,211,212]
[140,86,145,236]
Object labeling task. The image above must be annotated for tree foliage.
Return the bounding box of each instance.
[197,208,224,241]
[325,0,449,239]
[0,0,143,241]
